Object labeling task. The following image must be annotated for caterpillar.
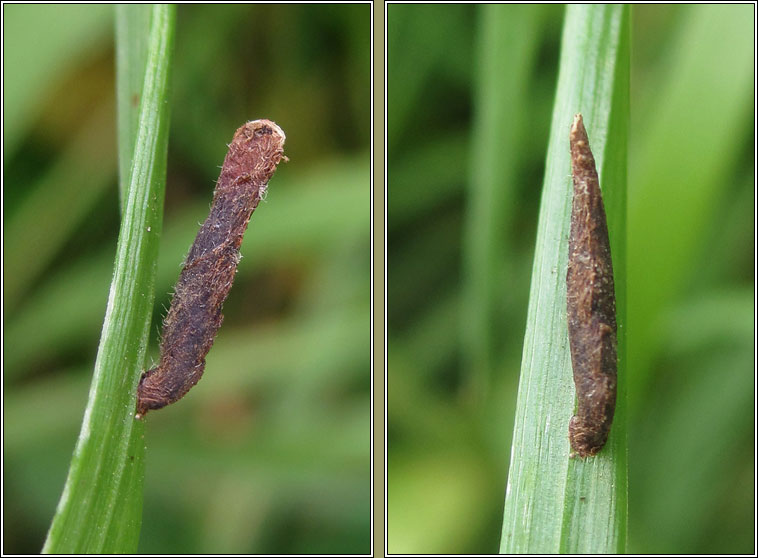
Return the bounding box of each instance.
[136,119,287,419]
[566,113,617,458]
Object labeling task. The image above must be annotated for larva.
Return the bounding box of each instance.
[566,113,617,458]
[136,119,287,418]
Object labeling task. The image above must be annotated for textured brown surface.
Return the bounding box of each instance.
[566,114,617,458]
[136,119,287,418]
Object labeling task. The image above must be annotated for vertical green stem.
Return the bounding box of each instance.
[500,5,628,553]
[42,5,175,553]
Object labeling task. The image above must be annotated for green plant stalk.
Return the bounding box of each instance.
[115,4,153,212]
[500,5,628,553]
[42,5,175,553]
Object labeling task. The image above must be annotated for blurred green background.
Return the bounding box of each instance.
[387,4,753,554]
[4,4,370,554]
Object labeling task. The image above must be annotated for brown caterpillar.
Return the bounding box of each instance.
[136,119,287,418]
[566,113,617,458]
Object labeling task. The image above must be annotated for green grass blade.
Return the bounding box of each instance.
[115,4,153,211]
[500,5,629,553]
[42,5,175,553]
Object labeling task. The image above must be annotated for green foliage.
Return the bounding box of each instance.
[387,4,753,554]
[42,5,175,553]
[628,5,754,554]
[4,4,370,554]
[500,5,628,553]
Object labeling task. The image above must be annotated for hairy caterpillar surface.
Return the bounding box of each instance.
[136,119,287,418]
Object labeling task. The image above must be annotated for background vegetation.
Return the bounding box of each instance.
[4,4,370,554]
[387,4,753,554]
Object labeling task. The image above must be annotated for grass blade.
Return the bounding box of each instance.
[115,4,153,212]
[500,5,629,553]
[42,5,175,553]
